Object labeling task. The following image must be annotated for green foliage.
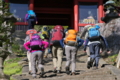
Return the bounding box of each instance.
[3,58,22,76]
[12,44,25,55]
[4,57,21,65]
[0,1,16,49]
[109,54,118,62]
[113,0,120,7]
[34,25,68,31]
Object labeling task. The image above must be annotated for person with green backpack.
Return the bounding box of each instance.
[40,25,50,58]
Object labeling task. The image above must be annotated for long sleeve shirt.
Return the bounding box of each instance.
[24,14,38,22]
[84,35,109,50]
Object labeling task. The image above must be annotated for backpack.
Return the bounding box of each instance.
[64,29,78,46]
[27,10,36,19]
[30,35,43,50]
[26,29,37,39]
[51,25,64,46]
[41,26,49,39]
[88,25,100,41]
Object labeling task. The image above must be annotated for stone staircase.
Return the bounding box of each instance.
[11,50,120,80]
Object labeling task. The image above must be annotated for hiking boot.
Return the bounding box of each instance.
[53,68,57,73]
[57,70,61,74]
[40,68,44,77]
[87,61,91,69]
[28,71,32,75]
[71,72,76,75]
[92,66,98,70]
[32,74,36,79]
[65,66,70,75]
[87,58,94,69]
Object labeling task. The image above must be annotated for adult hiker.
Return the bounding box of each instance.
[24,29,37,74]
[84,25,110,69]
[40,25,50,58]
[24,10,38,29]
[64,29,84,75]
[50,25,65,73]
[24,34,49,78]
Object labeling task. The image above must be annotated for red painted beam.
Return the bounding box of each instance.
[15,22,28,25]
[78,0,98,2]
[74,0,79,31]
[34,8,72,14]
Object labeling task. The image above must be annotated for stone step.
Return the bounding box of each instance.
[11,52,119,80]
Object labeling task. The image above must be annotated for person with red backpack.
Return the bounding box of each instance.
[24,34,49,78]
[50,25,65,73]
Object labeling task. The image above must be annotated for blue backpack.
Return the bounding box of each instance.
[27,10,36,19]
[88,26,100,38]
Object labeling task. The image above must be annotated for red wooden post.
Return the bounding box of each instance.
[98,0,103,23]
[74,0,79,31]
[29,0,34,10]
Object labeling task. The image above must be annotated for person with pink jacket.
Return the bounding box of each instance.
[23,34,49,78]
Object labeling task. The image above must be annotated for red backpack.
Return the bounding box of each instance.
[51,25,64,41]
[51,25,64,46]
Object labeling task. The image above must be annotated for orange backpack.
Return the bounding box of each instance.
[65,29,77,44]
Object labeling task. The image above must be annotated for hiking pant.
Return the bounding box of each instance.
[44,47,49,57]
[28,19,35,29]
[86,46,90,62]
[27,51,31,71]
[65,45,77,73]
[31,51,44,75]
[52,46,63,70]
[44,39,49,57]
[89,43,101,67]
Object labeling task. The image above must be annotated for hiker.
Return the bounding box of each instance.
[50,25,65,73]
[64,29,84,75]
[24,29,37,74]
[84,25,110,69]
[24,34,49,78]
[24,10,38,29]
[41,25,50,58]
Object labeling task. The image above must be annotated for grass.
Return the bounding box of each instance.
[109,54,118,62]
[3,57,22,76]
[104,54,118,65]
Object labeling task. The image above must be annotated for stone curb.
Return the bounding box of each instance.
[99,58,120,80]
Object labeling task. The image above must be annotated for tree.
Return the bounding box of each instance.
[0,0,17,79]
[113,0,120,7]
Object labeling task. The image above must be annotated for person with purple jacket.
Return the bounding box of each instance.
[24,10,38,29]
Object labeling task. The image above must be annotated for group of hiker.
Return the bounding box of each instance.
[23,10,110,79]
